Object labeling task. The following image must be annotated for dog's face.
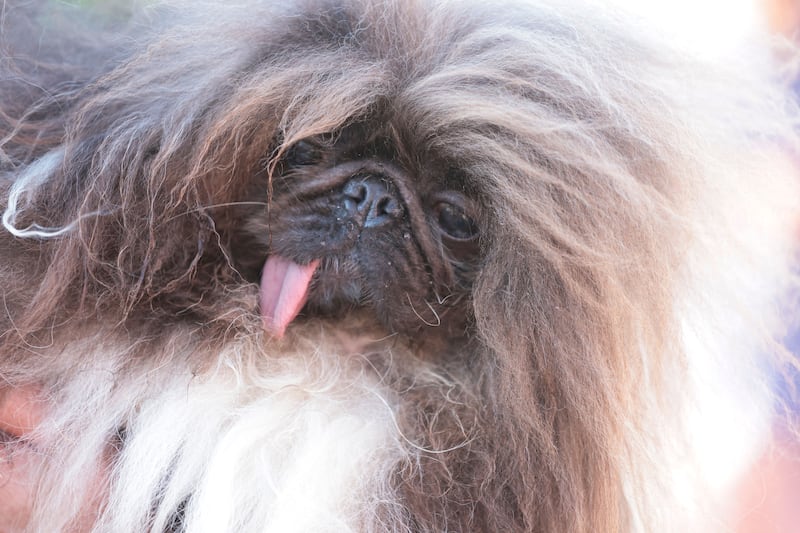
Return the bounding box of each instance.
[230,122,483,342]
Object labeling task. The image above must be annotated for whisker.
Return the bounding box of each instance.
[406,294,441,327]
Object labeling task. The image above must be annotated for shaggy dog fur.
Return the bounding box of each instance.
[0,0,799,531]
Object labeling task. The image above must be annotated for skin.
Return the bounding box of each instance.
[0,387,106,532]
[0,386,43,530]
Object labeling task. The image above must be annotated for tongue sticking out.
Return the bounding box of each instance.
[259,255,320,338]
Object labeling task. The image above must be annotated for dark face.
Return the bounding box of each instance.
[231,124,482,343]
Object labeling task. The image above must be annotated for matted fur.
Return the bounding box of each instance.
[0,0,799,532]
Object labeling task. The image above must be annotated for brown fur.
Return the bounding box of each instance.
[1,0,798,531]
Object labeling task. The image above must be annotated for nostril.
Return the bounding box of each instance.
[364,188,403,227]
[343,180,368,213]
[343,181,368,203]
[375,196,390,215]
[375,196,402,218]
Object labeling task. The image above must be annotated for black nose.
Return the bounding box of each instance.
[342,175,404,227]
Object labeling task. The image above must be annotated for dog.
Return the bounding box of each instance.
[0,0,798,531]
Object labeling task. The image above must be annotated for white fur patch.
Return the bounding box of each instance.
[26,331,409,533]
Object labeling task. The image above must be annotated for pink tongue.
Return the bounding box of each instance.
[259,256,320,338]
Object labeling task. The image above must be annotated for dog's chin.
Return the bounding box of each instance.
[280,312,399,354]
[305,258,369,313]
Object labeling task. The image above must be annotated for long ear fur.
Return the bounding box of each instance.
[1,1,799,532]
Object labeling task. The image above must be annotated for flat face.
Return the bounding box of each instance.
[230,122,483,340]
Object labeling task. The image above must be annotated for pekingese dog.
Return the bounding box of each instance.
[0,0,798,531]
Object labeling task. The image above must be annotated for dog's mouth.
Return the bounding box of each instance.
[259,254,371,337]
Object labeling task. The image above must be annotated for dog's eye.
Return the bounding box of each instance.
[286,140,320,166]
[434,201,479,240]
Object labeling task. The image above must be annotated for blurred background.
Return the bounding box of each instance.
[609,1,799,531]
[611,0,798,59]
